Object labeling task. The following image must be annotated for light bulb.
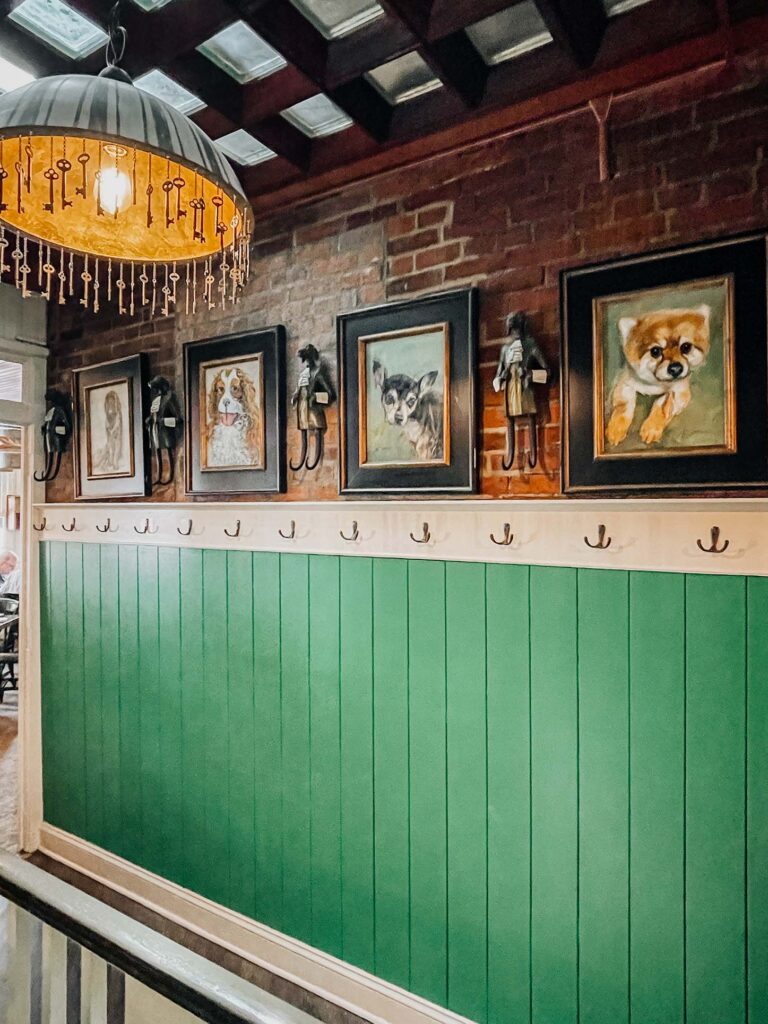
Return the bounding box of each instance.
[95,167,131,215]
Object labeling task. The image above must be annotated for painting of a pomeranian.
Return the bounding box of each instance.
[596,277,735,456]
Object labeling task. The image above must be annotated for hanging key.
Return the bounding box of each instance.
[162,178,174,229]
[0,166,8,213]
[43,165,58,213]
[173,176,186,219]
[14,162,24,214]
[190,197,205,242]
[76,149,90,198]
[24,142,32,192]
[146,180,154,228]
[56,157,72,209]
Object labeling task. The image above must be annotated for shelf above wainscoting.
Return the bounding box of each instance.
[30,498,768,577]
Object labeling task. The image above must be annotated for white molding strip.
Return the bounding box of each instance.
[31,497,768,576]
[38,824,478,1024]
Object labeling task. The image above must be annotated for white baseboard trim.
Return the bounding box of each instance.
[38,824,478,1024]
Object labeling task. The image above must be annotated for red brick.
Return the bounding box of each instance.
[387,213,417,237]
[386,228,440,256]
[417,205,451,229]
[415,243,462,271]
[387,269,443,296]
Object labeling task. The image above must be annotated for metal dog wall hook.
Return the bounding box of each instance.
[34,389,72,483]
[493,312,549,471]
[697,525,729,553]
[145,375,182,489]
[584,524,611,549]
[290,344,335,472]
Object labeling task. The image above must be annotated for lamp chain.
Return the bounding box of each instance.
[106,2,127,70]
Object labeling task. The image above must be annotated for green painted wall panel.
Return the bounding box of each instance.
[39,546,765,1024]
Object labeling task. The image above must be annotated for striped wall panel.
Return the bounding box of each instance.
[39,542,768,1024]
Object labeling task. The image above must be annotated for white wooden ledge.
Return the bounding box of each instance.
[30,498,768,576]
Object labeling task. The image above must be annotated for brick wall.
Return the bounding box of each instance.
[47,49,768,502]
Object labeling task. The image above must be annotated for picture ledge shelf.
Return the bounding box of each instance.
[32,498,768,577]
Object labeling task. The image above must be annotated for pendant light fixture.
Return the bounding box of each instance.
[0,1,252,316]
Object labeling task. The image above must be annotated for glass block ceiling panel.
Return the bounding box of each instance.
[134,69,206,115]
[282,94,353,137]
[9,0,108,59]
[0,57,35,94]
[198,21,287,84]
[603,0,653,13]
[467,1,552,66]
[215,130,276,167]
[366,51,442,105]
[290,0,384,39]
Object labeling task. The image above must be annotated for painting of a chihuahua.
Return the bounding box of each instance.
[372,359,444,462]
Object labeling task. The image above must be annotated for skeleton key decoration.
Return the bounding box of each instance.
[146,180,154,228]
[0,165,8,213]
[43,165,58,213]
[75,148,90,198]
[212,194,224,244]
[0,229,9,275]
[56,157,72,209]
[14,162,24,214]
[190,196,205,242]
[173,175,186,219]
[162,177,174,229]
[24,142,32,192]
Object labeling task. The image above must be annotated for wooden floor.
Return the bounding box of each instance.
[0,688,18,853]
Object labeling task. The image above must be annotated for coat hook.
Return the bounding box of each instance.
[95,518,117,534]
[340,520,359,542]
[409,522,431,544]
[32,517,47,532]
[177,519,193,536]
[62,517,76,533]
[224,520,241,538]
[490,523,513,546]
[278,520,296,540]
[696,525,730,554]
[584,524,611,549]
[133,518,155,535]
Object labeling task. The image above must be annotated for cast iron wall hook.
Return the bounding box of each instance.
[133,518,155,535]
[96,518,117,533]
[340,521,359,542]
[177,519,193,536]
[278,520,296,540]
[490,523,514,546]
[584,524,611,549]
[409,522,431,544]
[224,520,241,538]
[696,526,729,554]
[32,517,47,532]
[62,518,76,532]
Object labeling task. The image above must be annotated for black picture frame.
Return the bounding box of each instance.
[561,232,768,493]
[184,327,286,496]
[73,354,149,500]
[338,287,478,495]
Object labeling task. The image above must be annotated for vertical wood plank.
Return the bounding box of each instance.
[530,565,578,1024]
[137,546,162,877]
[309,555,342,959]
[40,542,63,828]
[747,576,768,1022]
[202,549,230,908]
[99,545,121,857]
[578,568,629,1024]
[339,556,374,971]
[372,557,410,990]
[82,544,104,848]
[408,559,447,1008]
[686,574,746,1024]
[226,550,256,919]
[446,561,487,1023]
[64,543,86,839]
[157,546,183,889]
[280,553,312,944]
[629,571,685,1024]
[486,563,530,1024]
[252,551,282,930]
[179,549,206,894]
[117,545,141,866]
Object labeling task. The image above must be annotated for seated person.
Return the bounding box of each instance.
[0,550,21,595]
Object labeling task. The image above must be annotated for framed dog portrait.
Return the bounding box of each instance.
[339,288,477,494]
[184,327,285,495]
[562,233,768,492]
[73,354,149,500]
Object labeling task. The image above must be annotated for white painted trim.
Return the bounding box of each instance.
[38,824,479,1024]
[31,497,768,576]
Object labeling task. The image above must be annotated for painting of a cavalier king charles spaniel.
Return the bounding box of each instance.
[201,356,264,470]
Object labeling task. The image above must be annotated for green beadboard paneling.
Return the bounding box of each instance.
[39,546,766,1024]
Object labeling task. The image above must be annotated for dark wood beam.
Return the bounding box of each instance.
[241,67,317,124]
[426,0,521,41]
[329,78,392,143]
[533,0,607,68]
[169,51,243,124]
[325,15,416,87]
[0,20,73,77]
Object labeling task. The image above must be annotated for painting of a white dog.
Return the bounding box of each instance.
[201,356,264,470]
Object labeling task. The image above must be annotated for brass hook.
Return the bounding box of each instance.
[177,519,193,536]
[278,520,296,540]
[133,518,154,535]
[62,518,76,533]
[409,522,431,544]
[584,524,611,549]
[32,517,47,532]
[224,520,241,538]
[96,518,117,534]
[340,521,359,542]
[490,523,513,546]
[696,525,729,554]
